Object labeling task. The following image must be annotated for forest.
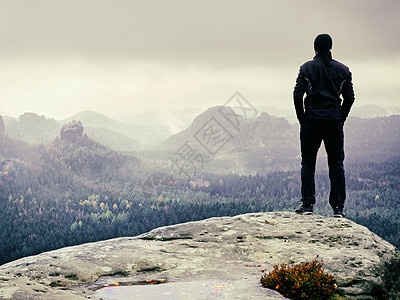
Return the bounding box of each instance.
[0,117,400,265]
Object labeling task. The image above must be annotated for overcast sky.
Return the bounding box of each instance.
[0,0,399,121]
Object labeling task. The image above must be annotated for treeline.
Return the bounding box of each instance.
[0,192,278,264]
[1,133,399,266]
[1,161,399,265]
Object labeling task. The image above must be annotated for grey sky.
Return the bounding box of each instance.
[0,0,399,121]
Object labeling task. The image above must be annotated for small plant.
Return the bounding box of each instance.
[260,256,337,299]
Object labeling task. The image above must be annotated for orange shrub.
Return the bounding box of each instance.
[260,256,337,299]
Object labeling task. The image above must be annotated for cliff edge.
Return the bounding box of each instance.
[0,212,398,299]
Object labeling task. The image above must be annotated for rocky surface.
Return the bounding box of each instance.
[0,212,398,299]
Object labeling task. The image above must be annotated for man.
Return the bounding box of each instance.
[293,34,355,218]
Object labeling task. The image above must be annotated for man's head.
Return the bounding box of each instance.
[314,34,332,52]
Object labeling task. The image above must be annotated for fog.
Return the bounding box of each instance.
[0,0,399,120]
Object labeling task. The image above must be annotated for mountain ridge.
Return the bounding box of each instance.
[2,107,400,169]
[161,106,400,173]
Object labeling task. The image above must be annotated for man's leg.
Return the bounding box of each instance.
[323,121,346,209]
[300,120,322,206]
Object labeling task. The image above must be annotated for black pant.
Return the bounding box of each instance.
[300,119,345,209]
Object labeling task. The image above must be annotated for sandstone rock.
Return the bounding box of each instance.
[60,121,84,143]
[0,212,398,299]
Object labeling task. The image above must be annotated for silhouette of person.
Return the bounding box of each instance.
[293,34,355,217]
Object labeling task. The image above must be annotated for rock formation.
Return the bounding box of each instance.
[60,121,84,143]
[0,212,398,299]
[0,115,5,149]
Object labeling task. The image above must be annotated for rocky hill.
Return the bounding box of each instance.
[0,212,398,299]
[161,107,299,172]
[163,107,297,154]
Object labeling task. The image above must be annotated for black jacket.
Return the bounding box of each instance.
[293,53,355,123]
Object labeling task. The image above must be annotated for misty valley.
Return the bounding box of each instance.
[0,107,399,265]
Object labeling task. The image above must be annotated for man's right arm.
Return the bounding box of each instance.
[293,67,308,123]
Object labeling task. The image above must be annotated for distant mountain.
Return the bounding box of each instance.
[351,104,392,118]
[84,126,144,152]
[0,115,5,137]
[161,106,400,173]
[62,110,171,146]
[162,106,299,173]
[3,113,60,144]
[0,116,5,151]
[387,105,400,115]
[257,106,297,124]
[61,110,122,129]
[257,104,400,123]
[345,115,400,162]
[4,111,147,151]
[4,105,399,161]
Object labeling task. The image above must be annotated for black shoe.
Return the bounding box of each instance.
[295,204,313,215]
[333,207,345,218]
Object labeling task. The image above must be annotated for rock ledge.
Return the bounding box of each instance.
[0,212,398,299]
